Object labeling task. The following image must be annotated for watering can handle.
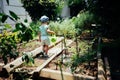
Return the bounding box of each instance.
[52,34,56,37]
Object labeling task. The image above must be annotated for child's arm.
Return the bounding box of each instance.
[47,29,55,34]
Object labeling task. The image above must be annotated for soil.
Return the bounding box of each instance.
[17,39,41,55]
[47,58,97,77]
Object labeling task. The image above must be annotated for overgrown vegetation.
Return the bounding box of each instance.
[0,1,34,64]
[21,0,60,21]
[49,10,96,38]
[0,31,19,64]
[22,52,34,66]
[66,40,96,73]
[0,0,119,76]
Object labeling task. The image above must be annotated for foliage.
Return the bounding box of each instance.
[68,0,120,39]
[49,11,95,38]
[22,53,34,66]
[49,19,76,39]
[0,18,34,64]
[14,21,34,42]
[70,50,96,72]
[68,0,85,5]
[68,0,86,17]
[55,0,64,17]
[21,0,59,21]
[0,10,34,43]
[0,0,34,64]
[0,8,21,64]
[72,11,96,35]
[66,40,96,72]
[29,21,40,37]
[0,31,19,64]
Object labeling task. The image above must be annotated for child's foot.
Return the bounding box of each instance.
[39,52,44,56]
[43,54,49,58]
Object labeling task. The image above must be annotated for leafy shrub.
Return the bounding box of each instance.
[66,40,96,73]
[72,11,95,35]
[22,53,34,66]
[49,19,76,39]
[0,31,19,64]
[30,21,40,37]
[0,9,34,64]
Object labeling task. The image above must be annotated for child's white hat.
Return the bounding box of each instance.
[40,15,49,22]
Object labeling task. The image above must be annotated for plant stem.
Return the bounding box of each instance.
[59,63,64,80]
[75,33,79,54]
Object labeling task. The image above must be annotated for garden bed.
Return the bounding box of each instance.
[41,41,97,80]
[1,37,99,80]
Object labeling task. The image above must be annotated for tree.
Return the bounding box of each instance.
[21,0,58,21]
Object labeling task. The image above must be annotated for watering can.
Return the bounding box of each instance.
[50,35,57,43]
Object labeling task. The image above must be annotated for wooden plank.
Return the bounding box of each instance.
[36,48,62,71]
[104,57,112,80]
[2,37,64,75]
[39,68,96,80]
[97,37,106,80]
[48,39,73,57]
[0,63,4,66]
[31,48,63,75]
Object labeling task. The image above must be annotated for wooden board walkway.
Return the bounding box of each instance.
[31,39,96,80]
[1,37,97,80]
[2,37,64,76]
[32,48,63,77]
[31,39,73,76]
[39,68,96,80]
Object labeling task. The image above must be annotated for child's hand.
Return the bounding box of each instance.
[37,39,41,42]
[47,29,55,34]
[52,31,55,34]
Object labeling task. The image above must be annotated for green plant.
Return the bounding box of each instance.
[22,53,34,66]
[30,21,40,37]
[14,20,34,42]
[0,31,19,64]
[0,1,34,64]
[69,50,96,73]
[49,21,61,36]
[21,0,59,20]
[49,19,76,39]
[66,40,96,73]
[55,58,64,80]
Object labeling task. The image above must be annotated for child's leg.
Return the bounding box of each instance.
[43,45,49,55]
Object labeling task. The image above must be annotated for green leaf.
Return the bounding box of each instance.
[4,24,12,29]
[9,11,20,20]
[6,0,9,5]
[8,16,16,21]
[2,55,8,64]
[22,55,25,61]
[1,15,8,23]
[0,13,4,19]
[15,23,21,30]
[30,57,34,64]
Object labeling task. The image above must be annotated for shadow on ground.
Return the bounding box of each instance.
[102,39,120,80]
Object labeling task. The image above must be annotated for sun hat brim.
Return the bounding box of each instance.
[40,15,49,22]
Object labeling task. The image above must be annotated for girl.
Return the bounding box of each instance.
[38,15,55,58]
